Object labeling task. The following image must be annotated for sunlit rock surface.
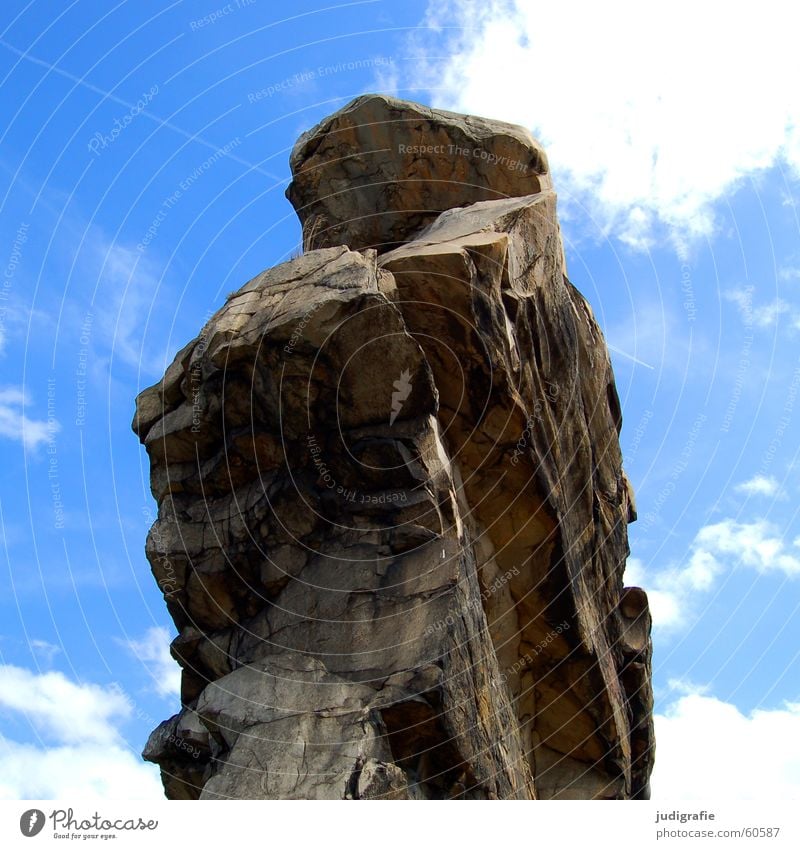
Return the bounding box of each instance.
[134,95,654,800]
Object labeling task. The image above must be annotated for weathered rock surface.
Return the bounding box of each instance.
[286,93,550,253]
[134,95,654,800]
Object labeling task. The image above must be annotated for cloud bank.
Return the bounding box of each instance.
[654,686,800,799]
[0,664,162,799]
[410,0,800,246]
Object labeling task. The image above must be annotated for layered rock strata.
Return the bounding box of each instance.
[134,94,654,800]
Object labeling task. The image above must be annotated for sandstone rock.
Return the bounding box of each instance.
[286,93,550,253]
[134,95,653,800]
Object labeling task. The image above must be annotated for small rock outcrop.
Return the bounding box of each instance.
[134,94,654,800]
[286,93,550,253]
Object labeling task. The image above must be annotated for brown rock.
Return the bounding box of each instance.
[134,96,654,800]
[286,93,550,253]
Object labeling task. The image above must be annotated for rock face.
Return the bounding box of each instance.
[286,93,551,253]
[134,95,654,800]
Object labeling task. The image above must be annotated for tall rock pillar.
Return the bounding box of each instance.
[134,94,654,800]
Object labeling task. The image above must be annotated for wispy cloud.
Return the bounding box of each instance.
[734,475,783,498]
[118,626,180,699]
[625,517,800,631]
[0,292,43,359]
[779,266,800,283]
[698,519,800,576]
[0,386,56,450]
[29,639,61,664]
[90,238,169,375]
[406,0,800,247]
[726,286,800,331]
[68,228,181,378]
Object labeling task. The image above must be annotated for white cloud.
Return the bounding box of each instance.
[653,689,800,799]
[724,286,755,316]
[780,267,800,282]
[753,299,792,328]
[0,664,132,744]
[697,519,800,576]
[407,0,800,246]
[80,231,178,377]
[664,678,711,698]
[623,557,685,629]
[0,293,42,357]
[119,626,180,699]
[734,475,782,498]
[624,549,724,630]
[625,518,800,631]
[0,664,162,800]
[725,286,800,331]
[95,241,158,371]
[0,736,162,800]
[0,386,56,450]
[29,639,61,664]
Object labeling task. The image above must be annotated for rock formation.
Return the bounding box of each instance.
[134,94,654,800]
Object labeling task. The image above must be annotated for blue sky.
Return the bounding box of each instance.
[1,0,799,799]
